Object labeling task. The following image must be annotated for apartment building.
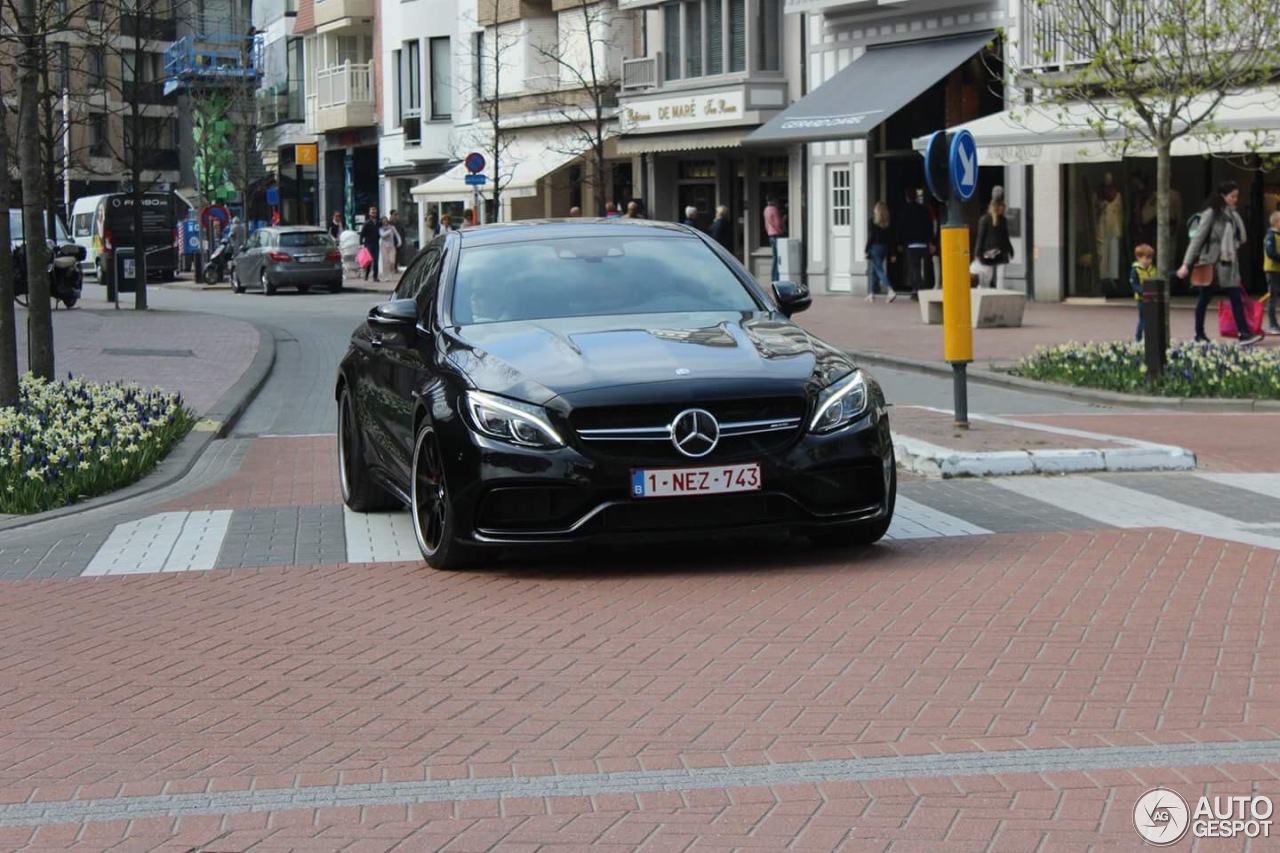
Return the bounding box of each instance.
[379,0,456,254]
[295,0,379,229]
[614,0,803,281]
[413,0,638,229]
[254,0,318,226]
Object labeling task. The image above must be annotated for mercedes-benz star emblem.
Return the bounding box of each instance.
[671,408,719,458]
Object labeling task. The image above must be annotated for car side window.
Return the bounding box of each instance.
[394,249,436,300]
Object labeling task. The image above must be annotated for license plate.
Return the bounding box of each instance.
[631,463,761,499]
[298,255,323,263]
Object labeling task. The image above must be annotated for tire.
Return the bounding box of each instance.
[204,263,222,285]
[297,283,311,295]
[331,280,344,293]
[231,267,245,294]
[411,422,479,570]
[810,457,897,549]
[337,387,400,512]
[261,269,275,295]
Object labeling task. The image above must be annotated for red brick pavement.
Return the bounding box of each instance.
[15,295,258,415]
[0,528,1276,847]
[153,436,341,511]
[795,293,1280,369]
[1018,413,1280,472]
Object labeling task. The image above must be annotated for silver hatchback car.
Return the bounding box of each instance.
[233,226,343,295]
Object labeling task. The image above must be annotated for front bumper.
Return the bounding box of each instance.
[438,409,894,545]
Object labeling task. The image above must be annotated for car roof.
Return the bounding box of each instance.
[454,218,697,248]
[266,226,328,233]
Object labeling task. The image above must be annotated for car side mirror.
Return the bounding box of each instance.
[369,298,420,329]
[772,280,811,317]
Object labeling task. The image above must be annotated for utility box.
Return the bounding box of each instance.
[776,238,803,280]
[114,247,138,294]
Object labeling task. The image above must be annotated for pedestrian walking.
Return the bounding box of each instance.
[328,211,344,241]
[389,210,406,268]
[379,217,401,278]
[972,187,1014,288]
[865,201,897,302]
[359,206,380,281]
[709,205,733,253]
[605,202,621,219]
[764,197,785,282]
[898,187,935,294]
[425,211,440,238]
[681,206,699,230]
[622,201,641,219]
[1130,243,1156,342]
[1176,180,1261,345]
[1265,210,1280,334]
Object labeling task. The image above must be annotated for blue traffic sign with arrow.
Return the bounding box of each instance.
[948,130,978,201]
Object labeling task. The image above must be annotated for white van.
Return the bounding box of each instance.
[71,194,110,276]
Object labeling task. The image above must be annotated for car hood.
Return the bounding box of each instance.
[446,312,855,406]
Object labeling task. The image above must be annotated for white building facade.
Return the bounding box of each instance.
[747,0,1022,296]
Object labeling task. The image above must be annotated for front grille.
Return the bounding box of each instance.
[571,397,807,464]
[475,485,594,532]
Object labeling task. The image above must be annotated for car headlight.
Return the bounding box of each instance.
[809,370,870,434]
[464,391,564,449]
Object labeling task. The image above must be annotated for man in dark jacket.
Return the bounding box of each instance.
[359,205,380,281]
[709,205,733,253]
[897,187,936,295]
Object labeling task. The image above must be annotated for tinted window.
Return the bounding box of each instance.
[394,247,437,300]
[8,211,71,244]
[451,235,759,325]
[278,232,334,248]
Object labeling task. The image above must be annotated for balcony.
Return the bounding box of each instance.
[164,34,262,95]
[305,61,375,133]
[122,80,170,105]
[621,55,661,91]
[119,13,177,42]
[313,0,373,30]
[140,148,181,171]
[257,89,302,127]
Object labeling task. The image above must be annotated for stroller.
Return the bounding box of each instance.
[338,230,362,279]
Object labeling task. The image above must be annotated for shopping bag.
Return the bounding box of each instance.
[356,246,373,269]
[1218,292,1267,338]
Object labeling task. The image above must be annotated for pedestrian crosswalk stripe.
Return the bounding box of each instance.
[886,496,992,540]
[1197,473,1280,502]
[83,511,233,576]
[990,476,1280,550]
[342,508,420,563]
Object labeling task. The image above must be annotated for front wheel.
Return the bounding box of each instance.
[810,457,897,549]
[204,263,223,285]
[337,388,399,512]
[411,423,479,570]
[261,269,275,295]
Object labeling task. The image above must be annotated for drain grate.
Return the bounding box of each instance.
[101,348,196,358]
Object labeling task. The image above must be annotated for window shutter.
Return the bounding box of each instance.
[684,1,703,78]
[728,0,745,72]
[707,0,723,75]
[664,4,681,80]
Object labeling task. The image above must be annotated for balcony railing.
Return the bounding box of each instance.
[122,80,170,104]
[621,55,660,91]
[120,14,177,42]
[163,33,262,95]
[314,61,373,109]
[257,90,301,126]
[1020,0,1162,71]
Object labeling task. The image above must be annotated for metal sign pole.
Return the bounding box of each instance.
[941,198,972,429]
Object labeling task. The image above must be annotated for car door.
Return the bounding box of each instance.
[239,230,261,284]
[361,246,439,482]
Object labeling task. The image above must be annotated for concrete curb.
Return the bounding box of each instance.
[892,407,1198,479]
[848,349,1280,412]
[0,322,277,534]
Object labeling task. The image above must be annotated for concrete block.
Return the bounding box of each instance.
[1103,447,1197,472]
[940,450,1035,478]
[1030,449,1106,474]
[918,290,944,325]
[971,289,1026,328]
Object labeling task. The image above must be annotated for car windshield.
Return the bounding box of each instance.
[8,211,70,244]
[278,232,334,248]
[451,235,760,324]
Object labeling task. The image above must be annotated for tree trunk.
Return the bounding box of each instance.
[1155,139,1173,366]
[0,69,19,407]
[18,0,55,380]
[131,26,149,310]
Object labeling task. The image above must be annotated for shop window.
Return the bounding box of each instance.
[759,156,788,180]
[680,160,716,179]
[831,169,850,227]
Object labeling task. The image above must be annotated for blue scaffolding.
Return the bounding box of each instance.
[164,34,263,96]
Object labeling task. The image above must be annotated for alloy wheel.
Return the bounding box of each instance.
[411,426,448,557]
[338,391,357,503]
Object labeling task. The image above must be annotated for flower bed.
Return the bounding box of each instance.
[1010,340,1280,399]
[0,375,195,515]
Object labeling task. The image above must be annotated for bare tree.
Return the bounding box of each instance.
[0,68,19,406]
[533,0,622,214]
[1013,0,1280,284]
[452,0,520,222]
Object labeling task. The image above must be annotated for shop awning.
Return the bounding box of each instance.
[922,90,1280,165]
[615,128,751,156]
[743,32,994,146]
[411,129,595,203]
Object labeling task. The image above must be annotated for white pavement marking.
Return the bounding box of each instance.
[885,496,992,541]
[1197,473,1280,502]
[83,511,233,576]
[343,508,420,563]
[990,476,1280,550]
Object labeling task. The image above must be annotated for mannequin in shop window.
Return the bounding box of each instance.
[1095,172,1124,289]
[1131,172,1182,256]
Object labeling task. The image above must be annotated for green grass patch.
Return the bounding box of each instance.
[1009,339,1280,399]
[0,375,195,515]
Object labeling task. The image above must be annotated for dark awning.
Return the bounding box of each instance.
[743,32,994,146]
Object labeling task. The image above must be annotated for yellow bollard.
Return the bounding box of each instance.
[941,225,973,364]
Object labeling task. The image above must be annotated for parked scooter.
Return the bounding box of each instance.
[202,233,235,285]
[13,242,83,309]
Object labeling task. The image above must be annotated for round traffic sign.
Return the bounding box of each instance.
[464,152,486,174]
[200,204,229,230]
[923,131,950,204]
[948,130,979,202]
